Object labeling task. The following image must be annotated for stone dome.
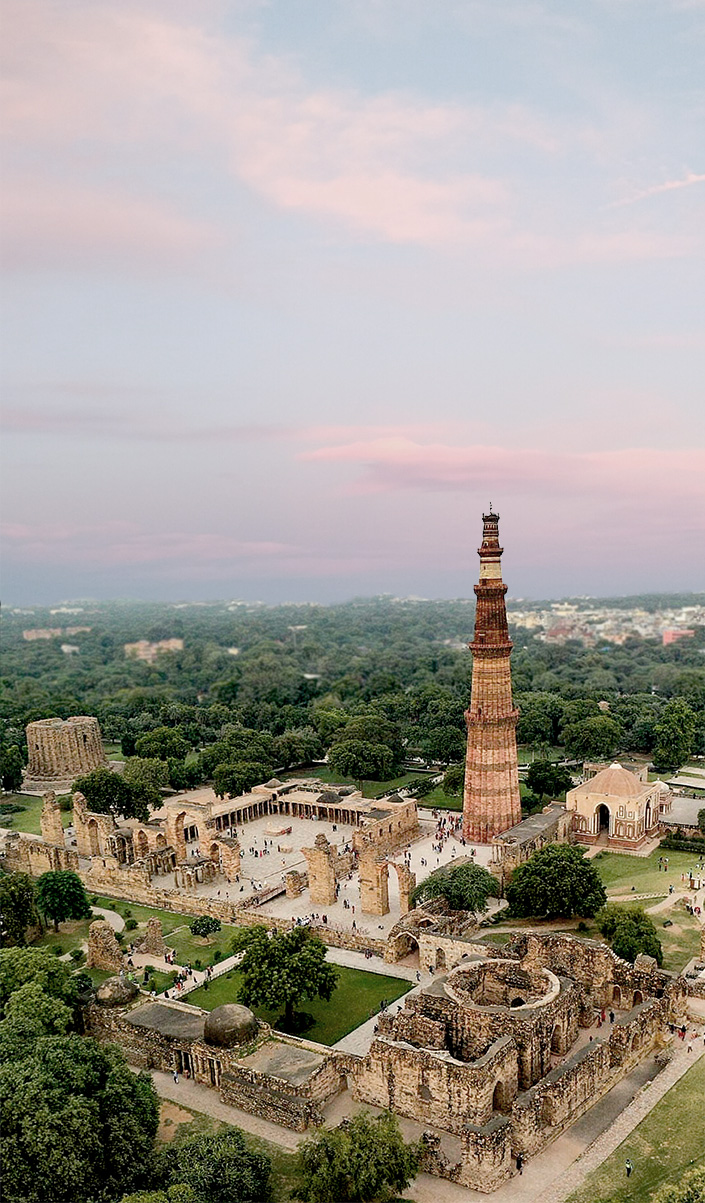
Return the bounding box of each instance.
[204,1004,258,1047]
[573,763,649,799]
[95,976,139,1007]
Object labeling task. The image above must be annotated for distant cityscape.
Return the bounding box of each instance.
[507,601,705,647]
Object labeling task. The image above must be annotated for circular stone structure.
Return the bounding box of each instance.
[444,959,561,1013]
[95,976,140,1007]
[204,1004,258,1048]
[22,715,107,793]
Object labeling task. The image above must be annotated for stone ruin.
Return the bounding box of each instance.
[22,716,107,794]
[39,790,66,847]
[133,917,168,957]
[86,919,125,974]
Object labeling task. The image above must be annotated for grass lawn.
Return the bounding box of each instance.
[156,1101,299,1203]
[419,788,462,810]
[1,792,72,835]
[83,967,115,987]
[281,766,431,798]
[594,849,699,898]
[187,964,411,1045]
[566,1058,705,1203]
[103,743,125,761]
[138,968,177,993]
[657,906,703,972]
[168,922,242,967]
[90,896,187,935]
[32,916,93,956]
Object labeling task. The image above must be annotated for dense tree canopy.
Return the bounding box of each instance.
[160,1129,272,1203]
[72,767,152,823]
[295,1110,419,1203]
[652,699,698,771]
[506,845,607,919]
[0,873,40,947]
[597,905,663,965]
[327,740,394,790]
[525,759,573,801]
[232,925,338,1030]
[412,862,497,914]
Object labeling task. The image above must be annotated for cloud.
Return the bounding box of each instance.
[301,437,705,508]
[1,177,220,272]
[2,521,298,566]
[607,171,705,209]
[2,0,697,261]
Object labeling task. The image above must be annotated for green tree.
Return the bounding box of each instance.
[562,716,622,761]
[419,725,465,765]
[597,905,663,965]
[213,761,272,799]
[295,1109,420,1203]
[189,915,221,938]
[506,845,607,919]
[135,727,191,761]
[35,870,91,933]
[332,714,404,766]
[327,740,394,792]
[412,862,497,914]
[272,727,323,769]
[123,757,169,807]
[0,1034,159,1203]
[232,925,338,1031]
[163,1128,272,1203]
[525,760,573,802]
[0,746,24,792]
[652,699,698,771]
[442,763,465,796]
[120,1190,196,1203]
[73,767,151,823]
[698,808,705,834]
[0,873,39,947]
[0,945,78,1013]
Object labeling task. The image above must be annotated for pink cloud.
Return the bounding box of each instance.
[2,522,298,566]
[1,177,220,271]
[301,437,705,509]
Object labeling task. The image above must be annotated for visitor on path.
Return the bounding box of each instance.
[172,1070,179,1084]
[516,1154,523,1175]
[625,1159,633,1178]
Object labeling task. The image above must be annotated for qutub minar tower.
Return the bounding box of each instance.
[462,509,522,843]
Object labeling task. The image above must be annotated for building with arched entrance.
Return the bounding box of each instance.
[566,763,662,850]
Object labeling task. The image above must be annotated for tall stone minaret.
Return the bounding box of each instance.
[462,510,522,843]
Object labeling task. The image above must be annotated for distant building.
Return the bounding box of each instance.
[662,629,695,646]
[124,638,184,664]
[567,763,664,851]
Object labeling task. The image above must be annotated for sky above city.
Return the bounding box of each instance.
[2,0,704,604]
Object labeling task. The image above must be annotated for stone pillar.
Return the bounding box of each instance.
[72,792,92,857]
[166,811,187,863]
[135,917,168,957]
[218,838,241,881]
[86,920,124,973]
[359,844,390,915]
[459,1118,513,1191]
[286,870,306,898]
[40,791,66,847]
[302,833,337,906]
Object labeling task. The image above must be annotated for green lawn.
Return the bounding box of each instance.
[595,849,699,898]
[418,788,462,810]
[1,792,72,835]
[566,1058,705,1203]
[658,908,703,972]
[82,967,114,987]
[187,964,411,1045]
[32,916,93,956]
[168,922,242,967]
[90,896,188,935]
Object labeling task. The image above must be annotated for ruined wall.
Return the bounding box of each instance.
[359,844,390,916]
[86,919,125,973]
[4,832,79,876]
[302,833,337,905]
[352,798,420,856]
[40,791,66,847]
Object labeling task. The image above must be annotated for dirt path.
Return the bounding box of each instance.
[150,1069,302,1151]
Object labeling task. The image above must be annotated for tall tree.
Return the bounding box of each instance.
[652,699,698,771]
[597,905,663,965]
[35,870,91,933]
[525,760,573,802]
[213,761,272,799]
[506,845,607,919]
[562,716,622,761]
[0,873,39,947]
[0,746,24,793]
[72,767,151,823]
[134,727,191,761]
[232,925,338,1031]
[295,1110,420,1203]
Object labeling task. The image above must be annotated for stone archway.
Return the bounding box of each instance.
[87,818,100,856]
[612,984,622,1006]
[597,803,610,836]
[436,947,447,971]
[633,989,643,1006]
[135,829,149,858]
[155,832,167,849]
[492,1080,509,1114]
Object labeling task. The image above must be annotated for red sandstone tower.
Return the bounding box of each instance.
[462,510,522,842]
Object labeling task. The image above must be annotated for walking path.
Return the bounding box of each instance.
[91,905,124,931]
[149,1068,302,1151]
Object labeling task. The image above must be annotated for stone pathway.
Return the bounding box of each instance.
[149,1068,302,1151]
[91,905,124,931]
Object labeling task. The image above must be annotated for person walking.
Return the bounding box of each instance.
[516,1153,523,1175]
[626,1159,633,1178]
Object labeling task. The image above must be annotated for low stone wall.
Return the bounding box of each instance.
[4,833,79,876]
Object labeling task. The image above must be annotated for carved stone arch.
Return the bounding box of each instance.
[135,829,149,858]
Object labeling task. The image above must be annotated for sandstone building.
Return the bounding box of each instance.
[463,512,522,843]
[567,762,663,851]
[22,715,107,794]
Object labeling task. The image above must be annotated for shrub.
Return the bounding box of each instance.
[194,958,202,970]
[125,918,138,931]
[189,915,221,938]
[123,909,132,918]
[52,945,64,956]
[70,948,85,964]
[213,949,222,962]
